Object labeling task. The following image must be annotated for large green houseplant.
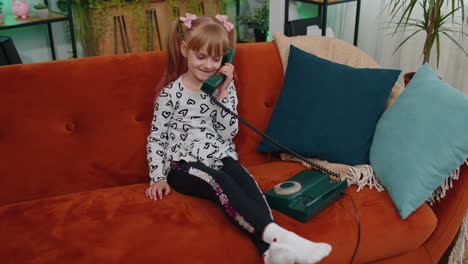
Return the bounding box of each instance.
[386,0,467,84]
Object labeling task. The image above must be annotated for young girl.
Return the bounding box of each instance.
[145,13,332,264]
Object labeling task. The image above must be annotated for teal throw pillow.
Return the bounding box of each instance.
[257,45,401,165]
[370,63,468,219]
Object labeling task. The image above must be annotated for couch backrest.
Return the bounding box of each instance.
[0,42,283,205]
[0,40,397,205]
[231,42,285,165]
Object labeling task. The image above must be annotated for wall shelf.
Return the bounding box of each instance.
[0,0,77,60]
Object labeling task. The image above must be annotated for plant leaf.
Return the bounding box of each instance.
[441,31,468,58]
[393,29,423,54]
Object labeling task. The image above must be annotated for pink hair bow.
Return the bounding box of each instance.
[180,13,198,29]
[215,14,234,32]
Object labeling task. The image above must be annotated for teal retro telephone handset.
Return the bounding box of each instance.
[201,47,236,95]
[201,47,348,224]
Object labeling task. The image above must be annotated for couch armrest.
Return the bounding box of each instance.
[422,162,468,262]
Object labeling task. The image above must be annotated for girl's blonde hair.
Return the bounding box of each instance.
[156,15,237,95]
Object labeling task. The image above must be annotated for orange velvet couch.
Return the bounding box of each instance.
[0,41,467,264]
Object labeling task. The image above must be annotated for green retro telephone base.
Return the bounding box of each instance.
[265,170,347,222]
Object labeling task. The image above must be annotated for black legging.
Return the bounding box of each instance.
[167,157,274,255]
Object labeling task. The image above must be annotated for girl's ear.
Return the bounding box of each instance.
[180,41,188,58]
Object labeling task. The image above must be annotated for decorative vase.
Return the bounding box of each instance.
[253,28,266,43]
[403,72,416,86]
[35,8,48,19]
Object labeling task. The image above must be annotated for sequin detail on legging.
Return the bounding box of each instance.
[171,162,255,233]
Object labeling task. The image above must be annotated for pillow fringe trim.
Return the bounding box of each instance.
[279,154,467,203]
[427,160,468,206]
[346,166,385,192]
[279,153,386,192]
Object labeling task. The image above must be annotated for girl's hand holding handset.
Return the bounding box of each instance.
[145,181,171,200]
[216,63,234,100]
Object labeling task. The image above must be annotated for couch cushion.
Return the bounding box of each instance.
[257,45,401,165]
[0,184,260,263]
[370,63,468,219]
[0,162,437,264]
[272,32,404,109]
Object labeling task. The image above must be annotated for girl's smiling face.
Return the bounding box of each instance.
[181,42,223,85]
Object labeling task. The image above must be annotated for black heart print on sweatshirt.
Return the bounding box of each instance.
[210,110,217,118]
[213,122,226,131]
[178,109,188,116]
[231,130,238,137]
[183,124,193,132]
[169,123,178,129]
[200,104,209,114]
[162,111,171,119]
[221,109,229,118]
[230,117,236,126]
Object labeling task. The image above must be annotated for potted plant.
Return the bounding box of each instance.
[0,1,5,24]
[386,0,467,85]
[34,2,48,19]
[239,0,269,42]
